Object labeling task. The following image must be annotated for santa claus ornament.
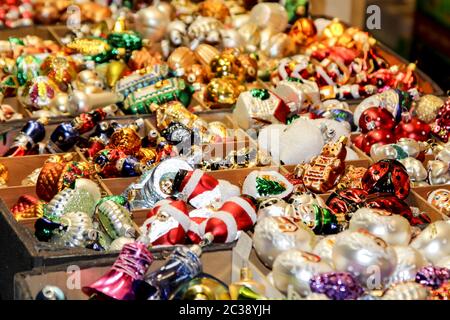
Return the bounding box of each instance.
[173,169,221,209]
[431,97,450,143]
[140,199,191,246]
[198,195,257,243]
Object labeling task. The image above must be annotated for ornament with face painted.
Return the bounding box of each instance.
[427,189,450,217]
[253,216,316,268]
[332,229,397,289]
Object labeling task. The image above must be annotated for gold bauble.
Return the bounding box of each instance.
[194,44,220,68]
[415,95,445,123]
[288,18,317,47]
[151,101,200,131]
[168,47,198,73]
[108,128,142,154]
[205,77,244,108]
[106,60,128,87]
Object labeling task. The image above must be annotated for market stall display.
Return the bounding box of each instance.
[0,0,448,301]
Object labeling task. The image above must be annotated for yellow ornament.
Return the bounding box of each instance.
[416,95,445,123]
[0,163,8,187]
[106,60,128,87]
[205,77,245,108]
[67,38,111,56]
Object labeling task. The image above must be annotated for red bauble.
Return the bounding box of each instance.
[351,134,366,151]
[362,159,410,200]
[360,129,396,154]
[359,107,396,133]
[395,117,431,142]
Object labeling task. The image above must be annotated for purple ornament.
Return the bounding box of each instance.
[309,272,364,300]
[415,266,450,289]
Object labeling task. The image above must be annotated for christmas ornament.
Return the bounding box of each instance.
[382,282,429,300]
[358,107,395,133]
[229,265,266,300]
[35,286,65,300]
[415,95,444,123]
[272,250,333,296]
[257,198,291,220]
[354,129,396,155]
[337,165,367,189]
[309,272,364,300]
[300,136,347,194]
[122,77,193,114]
[170,274,231,300]
[40,54,77,92]
[200,195,257,243]
[436,256,450,269]
[253,216,316,268]
[140,199,190,246]
[242,170,293,199]
[172,169,221,209]
[387,246,427,286]
[10,195,44,221]
[95,199,136,242]
[44,178,101,221]
[431,97,450,142]
[312,235,337,267]
[427,160,450,185]
[18,76,60,111]
[204,77,244,108]
[395,117,431,142]
[49,211,97,248]
[83,242,153,300]
[250,3,288,33]
[415,266,450,289]
[427,189,450,217]
[410,221,450,264]
[288,17,316,46]
[4,117,47,157]
[361,159,410,200]
[332,229,397,288]
[326,188,368,218]
[399,157,428,185]
[370,138,424,162]
[115,64,170,98]
[349,208,411,246]
[233,88,291,130]
[144,245,203,300]
[429,282,450,300]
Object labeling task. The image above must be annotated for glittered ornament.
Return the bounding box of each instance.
[415,95,444,123]
[95,200,136,241]
[332,229,397,288]
[415,266,450,289]
[288,17,317,47]
[272,250,333,296]
[40,54,77,92]
[429,282,450,300]
[349,208,411,246]
[361,159,410,200]
[309,272,364,300]
[253,216,316,268]
[431,97,450,143]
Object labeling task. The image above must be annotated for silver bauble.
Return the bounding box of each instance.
[253,216,316,268]
[52,92,69,114]
[332,229,397,289]
[50,211,97,248]
[134,6,170,42]
[410,221,450,264]
[312,235,337,267]
[349,208,412,246]
[257,198,290,220]
[399,157,427,183]
[387,246,427,285]
[272,249,333,296]
[382,281,429,300]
